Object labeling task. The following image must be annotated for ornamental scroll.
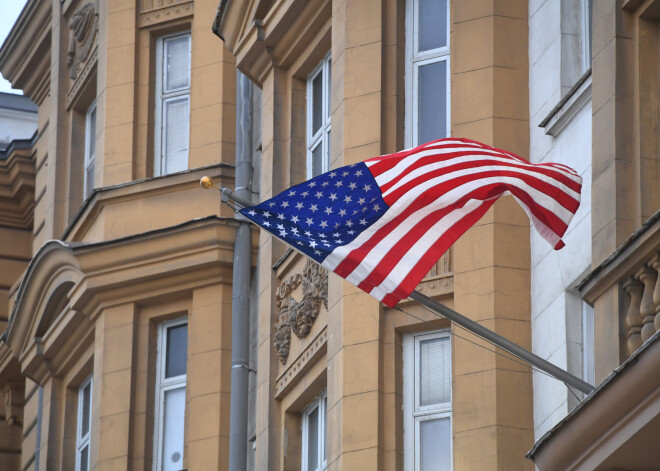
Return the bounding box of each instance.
[273,259,328,364]
[67,3,98,79]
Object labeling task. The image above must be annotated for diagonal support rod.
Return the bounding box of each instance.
[213,183,595,395]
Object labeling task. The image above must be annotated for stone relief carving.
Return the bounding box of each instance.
[67,3,98,79]
[273,259,328,364]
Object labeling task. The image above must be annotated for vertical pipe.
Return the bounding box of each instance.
[229,70,253,471]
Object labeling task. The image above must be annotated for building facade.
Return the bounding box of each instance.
[1,0,658,470]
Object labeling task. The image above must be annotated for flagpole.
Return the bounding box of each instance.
[208,183,595,396]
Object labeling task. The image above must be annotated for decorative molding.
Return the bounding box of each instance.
[66,3,98,80]
[138,0,194,27]
[539,71,591,137]
[66,46,97,109]
[273,259,328,364]
[275,327,327,398]
[2,382,25,426]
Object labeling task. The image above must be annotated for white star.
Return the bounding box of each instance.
[332,232,341,237]
[305,230,312,237]
[321,181,329,187]
[329,171,337,178]
[296,202,304,210]
[291,227,299,235]
[263,221,271,227]
[301,191,309,197]
[268,202,276,207]
[358,197,366,205]
[263,211,272,217]
[373,203,380,211]
[309,181,317,188]
[334,180,343,187]
[324,207,333,215]
[281,201,289,208]
[359,218,367,225]
[324,241,331,247]
[342,171,349,177]
[363,184,371,191]
[277,213,285,220]
[355,170,363,176]
[297,241,304,246]
[291,215,299,223]
[344,195,352,203]
[348,182,357,190]
[279,229,287,237]
[247,210,256,216]
[310,204,318,213]
[288,190,296,196]
[320,221,328,228]
[335,239,342,244]
[309,240,318,248]
[277,224,284,230]
[314,250,322,255]
[315,191,324,198]
[319,233,326,238]
[348,230,355,235]
[346,220,353,227]
[329,193,338,201]
[305,218,313,226]
[338,209,347,216]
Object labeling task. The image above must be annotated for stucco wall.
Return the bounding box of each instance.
[528,0,592,440]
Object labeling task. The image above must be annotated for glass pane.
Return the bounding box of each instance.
[326,60,331,119]
[311,142,323,178]
[418,0,447,52]
[163,96,190,174]
[162,387,186,471]
[88,105,96,159]
[420,418,451,471]
[307,405,319,470]
[323,396,327,461]
[81,382,91,437]
[312,70,323,135]
[166,324,188,378]
[79,445,89,471]
[164,35,190,92]
[417,60,447,144]
[419,337,450,406]
[85,161,94,197]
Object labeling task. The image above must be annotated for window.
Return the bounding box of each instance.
[403,330,452,471]
[155,32,191,176]
[582,301,594,386]
[83,100,97,198]
[405,0,450,147]
[301,390,327,471]
[306,53,331,178]
[76,375,92,471]
[154,318,188,471]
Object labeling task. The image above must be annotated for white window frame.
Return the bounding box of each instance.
[83,99,97,198]
[306,53,332,179]
[153,317,188,471]
[405,0,451,148]
[301,390,327,471]
[75,374,93,471]
[154,31,191,177]
[403,330,452,471]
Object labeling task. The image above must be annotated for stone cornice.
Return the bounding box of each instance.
[0,0,52,100]
[217,0,331,85]
[0,142,35,229]
[8,216,251,384]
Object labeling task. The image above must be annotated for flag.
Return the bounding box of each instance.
[240,138,582,308]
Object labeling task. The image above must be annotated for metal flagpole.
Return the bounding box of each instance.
[209,185,595,396]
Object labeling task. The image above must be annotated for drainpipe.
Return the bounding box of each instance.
[229,70,253,471]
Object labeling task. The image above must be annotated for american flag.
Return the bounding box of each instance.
[240,138,582,307]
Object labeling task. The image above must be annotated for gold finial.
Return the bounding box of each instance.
[200,176,217,189]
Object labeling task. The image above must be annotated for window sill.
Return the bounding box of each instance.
[539,69,592,137]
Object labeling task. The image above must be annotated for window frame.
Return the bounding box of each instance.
[582,300,595,386]
[75,374,93,471]
[154,31,191,177]
[83,99,97,198]
[581,0,593,73]
[306,52,332,179]
[405,0,451,148]
[403,329,452,471]
[153,317,188,471]
[301,389,328,471]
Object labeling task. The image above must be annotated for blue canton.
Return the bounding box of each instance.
[240,162,389,264]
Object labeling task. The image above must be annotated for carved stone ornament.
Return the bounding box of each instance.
[67,3,98,79]
[273,259,328,364]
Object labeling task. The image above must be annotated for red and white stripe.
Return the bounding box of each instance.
[321,138,582,307]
